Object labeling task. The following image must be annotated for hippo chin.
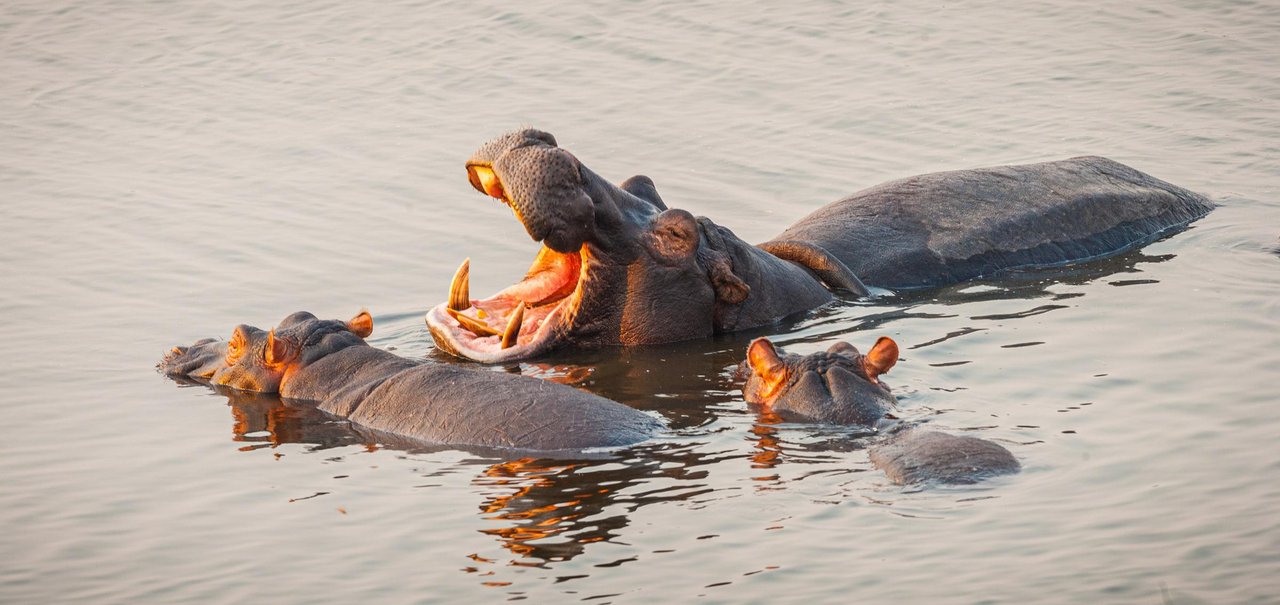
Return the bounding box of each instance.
[160,310,661,452]
[427,129,1213,362]
[741,336,1019,486]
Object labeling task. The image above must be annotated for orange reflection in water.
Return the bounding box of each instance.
[218,389,372,452]
[473,457,602,561]
[749,410,785,472]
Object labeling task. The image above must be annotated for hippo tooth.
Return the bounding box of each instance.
[446,307,500,337]
[448,258,471,311]
[501,303,525,350]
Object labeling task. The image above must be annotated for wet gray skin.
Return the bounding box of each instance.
[159,311,661,452]
[740,336,1019,485]
[741,338,899,426]
[427,128,1214,362]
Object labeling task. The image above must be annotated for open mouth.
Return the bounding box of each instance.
[425,165,589,362]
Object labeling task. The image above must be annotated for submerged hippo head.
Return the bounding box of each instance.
[741,336,900,426]
[426,129,829,363]
[159,310,373,393]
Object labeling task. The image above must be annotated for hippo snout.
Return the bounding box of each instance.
[157,337,227,379]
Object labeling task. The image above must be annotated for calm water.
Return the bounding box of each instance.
[3,1,1278,603]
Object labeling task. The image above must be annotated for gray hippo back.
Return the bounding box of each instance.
[869,429,1020,485]
[741,336,1019,485]
[767,156,1214,289]
[160,310,661,452]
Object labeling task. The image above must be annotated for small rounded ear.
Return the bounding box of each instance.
[827,341,860,358]
[706,256,750,304]
[862,337,899,381]
[695,218,750,305]
[347,309,374,338]
[747,338,788,399]
[265,330,299,368]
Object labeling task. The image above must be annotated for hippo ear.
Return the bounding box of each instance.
[265,330,299,368]
[704,253,749,304]
[694,218,750,305]
[862,337,899,381]
[747,338,788,399]
[346,309,373,338]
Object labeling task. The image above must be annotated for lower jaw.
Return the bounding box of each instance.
[425,302,563,363]
[427,245,588,362]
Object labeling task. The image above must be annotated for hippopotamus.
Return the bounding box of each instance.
[426,129,1213,362]
[159,310,661,452]
[740,336,1020,485]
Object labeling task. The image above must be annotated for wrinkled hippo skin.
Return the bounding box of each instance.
[160,311,660,452]
[869,429,1020,486]
[428,129,853,362]
[765,155,1214,290]
[428,129,1213,362]
[740,338,899,426]
[740,336,1019,485]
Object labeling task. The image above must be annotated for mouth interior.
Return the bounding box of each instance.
[455,246,582,354]
[434,165,587,358]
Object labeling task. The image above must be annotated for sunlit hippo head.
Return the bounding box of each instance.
[425,129,833,363]
[159,310,373,393]
[741,336,900,426]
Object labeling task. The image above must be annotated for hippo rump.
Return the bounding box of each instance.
[426,129,1213,362]
[159,310,661,452]
[741,336,1019,485]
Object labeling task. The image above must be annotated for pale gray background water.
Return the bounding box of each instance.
[2,1,1278,603]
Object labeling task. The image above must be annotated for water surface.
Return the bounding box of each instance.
[3,1,1279,603]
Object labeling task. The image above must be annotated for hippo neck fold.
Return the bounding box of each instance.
[280,344,417,404]
[693,218,835,333]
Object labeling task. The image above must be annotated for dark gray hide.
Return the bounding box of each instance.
[766,156,1214,289]
[305,347,662,451]
[869,429,1021,485]
[316,350,665,450]
[742,344,894,426]
[162,314,661,452]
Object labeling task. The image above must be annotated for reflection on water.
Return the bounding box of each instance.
[171,377,736,574]
[7,0,1279,599]
[469,444,719,566]
[217,388,371,453]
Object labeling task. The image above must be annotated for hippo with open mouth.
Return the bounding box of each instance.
[427,129,1213,362]
[160,310,661,452]
[741,336,1020,485]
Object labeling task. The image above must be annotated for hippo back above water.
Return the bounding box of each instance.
[741,336,1019,486]
[765,156,1214,290]
[160,310,661,452]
